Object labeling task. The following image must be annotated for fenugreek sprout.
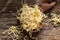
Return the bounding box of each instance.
[17,4,43,32]
[51,13,60,26]
[2,26,20,40]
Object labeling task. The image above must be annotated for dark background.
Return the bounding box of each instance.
[0,0,60,40]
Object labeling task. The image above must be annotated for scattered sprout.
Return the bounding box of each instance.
[2,26,20,40]
[51,13,60,26]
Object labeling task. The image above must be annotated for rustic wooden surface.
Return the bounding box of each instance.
[0,0,60,40]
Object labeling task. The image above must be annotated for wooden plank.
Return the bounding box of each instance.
[0,12,16,18]
[0,18,17,29]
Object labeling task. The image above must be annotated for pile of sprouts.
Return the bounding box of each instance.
[17,4,43,32]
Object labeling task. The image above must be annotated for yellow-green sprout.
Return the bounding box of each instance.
[2,26,19,40]
[17,4,43,32]
[51,13,60,26]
